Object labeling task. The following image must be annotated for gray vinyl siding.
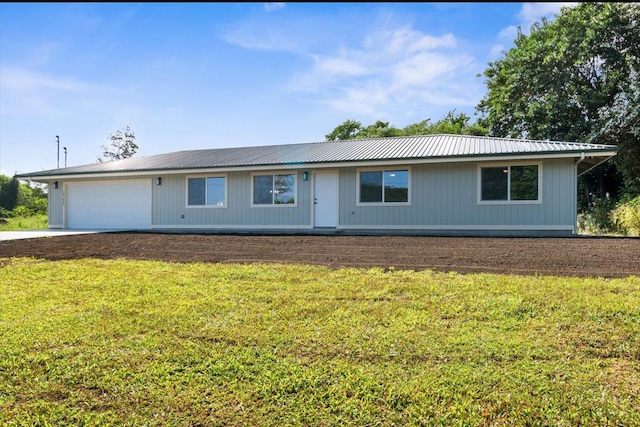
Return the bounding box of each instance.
[47,159,577,232]
[339,159,575,229]
[48,180,64,227]
[152,170,312,227]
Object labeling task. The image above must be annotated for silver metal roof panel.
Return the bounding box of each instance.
[15,134,618,178]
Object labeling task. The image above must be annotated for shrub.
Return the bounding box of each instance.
[610,196,640,236]
[27,198,48,215]
[11,206,32,218]
[577,194,617,235]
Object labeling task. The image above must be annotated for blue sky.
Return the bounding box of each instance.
[0,2,576,176]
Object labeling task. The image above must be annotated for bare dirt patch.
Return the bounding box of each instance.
[1,232,639,278]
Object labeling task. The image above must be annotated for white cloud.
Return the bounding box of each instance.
[221,24,299,52]
[518,2,578,27]
[0,67,98,93]
[510,2,579,36]
[375,27,457,56]
[313,55,369,78]
[324,82,392,118]
[0,66,106,116]
[282,27,479,120]
[490,3,579,59]
[489,44,506,59]
[264,3,285,12]
[287,25,478,119]
[498,25,518,41]
[391,52,466,89]
[223,10,483,122]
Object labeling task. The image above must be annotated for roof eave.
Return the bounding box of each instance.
[15,150,618,182]
[577,152,618,176]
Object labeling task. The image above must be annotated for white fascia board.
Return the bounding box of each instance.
[21,151,618,182]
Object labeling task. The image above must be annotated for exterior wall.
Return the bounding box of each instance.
[47,158,578,233]
[338,158,576,231]
[47,180,64,228]
[152,170,312,228]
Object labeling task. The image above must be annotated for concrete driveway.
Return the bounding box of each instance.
[0,230,116,241]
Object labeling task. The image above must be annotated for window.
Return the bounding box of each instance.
[187,176,227,207]
[252,173,296,205]
[479,164,540,203]
[358,169,409,204]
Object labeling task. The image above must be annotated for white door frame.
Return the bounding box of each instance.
[313,170,339,228]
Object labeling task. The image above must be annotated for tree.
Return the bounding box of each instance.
[17,182,48,215]
[325,119,363,141]
[401,110,487,136]
[358,121,401,139]
[325,110,487,142]
[0,175,19,211]
[476,2,640,203]
[591,71,640,196]
[0,174,48,218]
[98,126,138,162]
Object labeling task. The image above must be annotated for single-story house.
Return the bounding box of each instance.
[15,134,617,236]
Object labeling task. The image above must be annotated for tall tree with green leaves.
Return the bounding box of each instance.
[325,119,364,141]
[0,175,19,212]
[476,2,640,204]
[401,110,487,136]
[357,121,401,139]
[98,126,139,163]
[325,110,487,142]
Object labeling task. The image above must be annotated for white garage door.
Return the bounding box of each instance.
[67,180,151,229]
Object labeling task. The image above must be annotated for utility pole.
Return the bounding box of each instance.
[56,135,60,169]
[64,147,67,167]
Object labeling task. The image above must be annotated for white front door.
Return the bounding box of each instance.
[314,172,338,227]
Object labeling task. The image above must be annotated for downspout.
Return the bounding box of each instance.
[573,153,585,234]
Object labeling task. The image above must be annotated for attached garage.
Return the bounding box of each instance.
[66,179,151,230]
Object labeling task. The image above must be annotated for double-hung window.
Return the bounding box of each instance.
[187,175,227,207]
[478,163,541,203]
[252,173,296,206]
[358,169,410,205]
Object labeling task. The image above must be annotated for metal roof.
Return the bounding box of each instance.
[16,134,618,179]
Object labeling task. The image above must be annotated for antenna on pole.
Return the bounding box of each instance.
[56,135,60,169]
[64,147,67,167]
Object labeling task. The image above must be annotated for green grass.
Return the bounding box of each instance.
[1,258,638,426]
[0,214,47,231]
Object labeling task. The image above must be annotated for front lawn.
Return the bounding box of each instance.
[1,258,638,425]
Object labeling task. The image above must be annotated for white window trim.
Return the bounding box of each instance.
[477,161,543,205]
[185,174,228,208]
[356,167,412,207]
[250,171,298,208]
